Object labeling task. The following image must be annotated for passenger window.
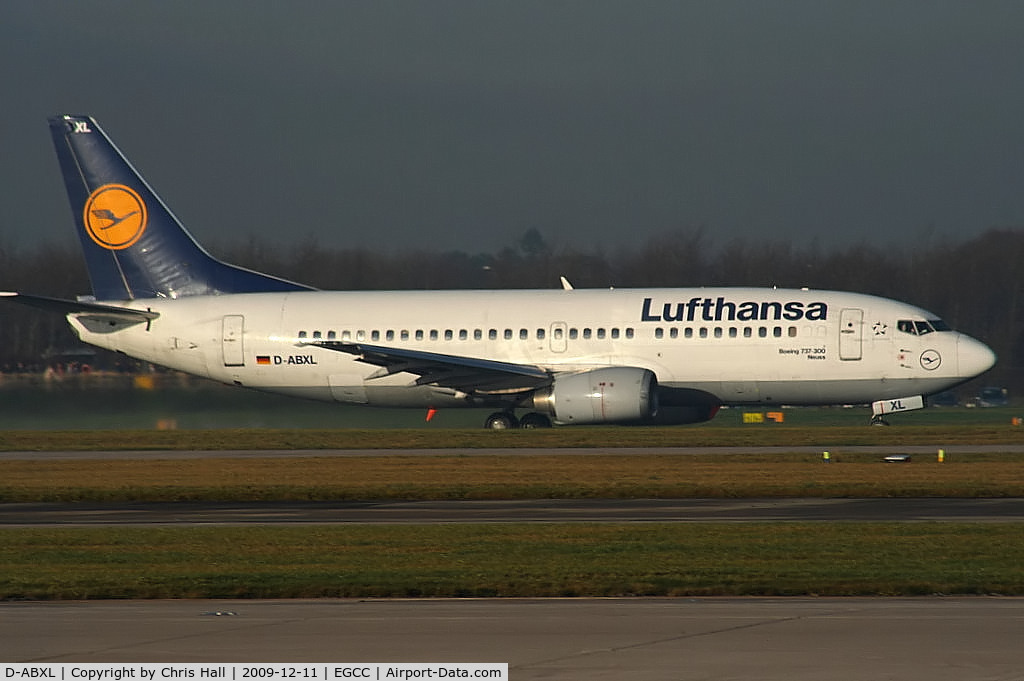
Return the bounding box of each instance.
[298,330,307,339]
[327,330,337,340]
[569,328,578,340]
[430,330,439,341]
[537,328,545,340]
[597,329,606,339]
[729,328,738,338]
[611,328,620,339]
[489,329,498,340]
[714,328,723,338]
[386,330,395,341]
[444,330,453,341]
[519,328,528,340]
[671,328,680,339]
[583,328,592,339]
[401,330,409,341]
[356,330,365,341]
[626,328,634,339]
[553,327,563,340]
[312,330,322,339]
[699,328,708,338]
[758,327,767,338]
[371,330,380,341]
[459,329,468,340]
[788,327,797,338]
[743,327,752,338]
[415,330,424,341]
[474,329,482,340]
[504,329,513,340]
[773,327,782,338]
[655,328,664,339]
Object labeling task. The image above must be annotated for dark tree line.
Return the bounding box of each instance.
[2,228,1021,393]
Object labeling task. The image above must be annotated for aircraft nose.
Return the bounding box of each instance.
[957,335,997,378]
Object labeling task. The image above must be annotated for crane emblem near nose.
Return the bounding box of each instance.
[920,350,941,371]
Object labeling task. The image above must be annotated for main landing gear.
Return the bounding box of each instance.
[484,411,553,429]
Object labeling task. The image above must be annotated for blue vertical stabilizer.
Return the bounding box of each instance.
[49,114,314,300]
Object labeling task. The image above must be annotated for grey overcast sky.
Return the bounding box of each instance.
[3,1,1024,256]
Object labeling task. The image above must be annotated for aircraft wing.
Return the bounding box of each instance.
[309,341,552,394]
[0,292,160,322]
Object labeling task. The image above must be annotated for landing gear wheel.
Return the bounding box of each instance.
[519,412,553,429]
[870,416,890,426]
[484,412,519,430]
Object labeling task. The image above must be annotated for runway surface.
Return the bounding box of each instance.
[5,497,1024,526]
[3,598,1024,679]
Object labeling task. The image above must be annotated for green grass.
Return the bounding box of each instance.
[3,524,1023,599]
[4,454,1024,502]
[1,419,1023,451]
[3,415,1023,600]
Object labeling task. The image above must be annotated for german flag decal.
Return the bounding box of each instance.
[256,355,271,365]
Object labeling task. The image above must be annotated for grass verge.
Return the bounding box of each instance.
[4,454,1024,502]
[1,423,1023,451]
[3,523,1023,599]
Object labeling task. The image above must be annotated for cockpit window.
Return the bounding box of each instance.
[897,319,951,336]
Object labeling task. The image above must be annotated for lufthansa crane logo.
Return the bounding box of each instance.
[920,349,941,371]
[83,184,148,250]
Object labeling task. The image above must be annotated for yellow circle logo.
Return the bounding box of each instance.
[83,184,148,250]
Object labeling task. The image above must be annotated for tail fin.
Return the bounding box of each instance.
[49,114,314,300]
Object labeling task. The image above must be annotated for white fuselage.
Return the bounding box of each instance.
[66,287,995,411]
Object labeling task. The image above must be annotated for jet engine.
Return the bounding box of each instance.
[528,367,658,425]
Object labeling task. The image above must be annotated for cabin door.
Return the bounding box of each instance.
[222,315,245,367]
[839,308,863,361]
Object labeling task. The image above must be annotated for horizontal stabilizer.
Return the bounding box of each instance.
[0,292,160,322]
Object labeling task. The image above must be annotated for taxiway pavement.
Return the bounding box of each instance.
[3,598,1024,680]
[5,497,1024,526]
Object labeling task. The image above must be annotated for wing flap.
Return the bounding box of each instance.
[309,341,551,394]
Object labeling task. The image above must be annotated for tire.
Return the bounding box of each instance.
[519,412,553,429]
[484,412,518,429]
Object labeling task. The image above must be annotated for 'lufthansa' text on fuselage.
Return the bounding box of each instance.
[640,297,829,323]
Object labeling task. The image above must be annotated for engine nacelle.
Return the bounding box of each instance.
[530,367,658,425]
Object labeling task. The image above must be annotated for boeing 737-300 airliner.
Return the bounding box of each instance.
[1,115,997,427]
